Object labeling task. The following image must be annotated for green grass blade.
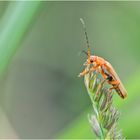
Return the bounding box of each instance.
[0,1,41,75]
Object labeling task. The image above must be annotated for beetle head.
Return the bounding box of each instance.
[84,55,96,66]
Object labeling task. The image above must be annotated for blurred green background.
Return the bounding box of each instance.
[0,1,140,139]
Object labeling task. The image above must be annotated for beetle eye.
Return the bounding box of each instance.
[90,60,93,63]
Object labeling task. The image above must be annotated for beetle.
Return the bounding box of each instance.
[79,18,127,99]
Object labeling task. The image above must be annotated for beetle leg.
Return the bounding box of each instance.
[109,80,120,86]
[108,80,120,92]
[100,68,108,79]
[78,65,98,77]
[95,78,107,96]
[89,66,98,73]
[95,67,108,96]
[78,69,89,77]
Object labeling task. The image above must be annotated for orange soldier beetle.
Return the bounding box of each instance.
[79,18,127,99]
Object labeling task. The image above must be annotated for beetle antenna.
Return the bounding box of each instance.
[80,18,91,59]
[82,50,88,56]
[78,50,88,56]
